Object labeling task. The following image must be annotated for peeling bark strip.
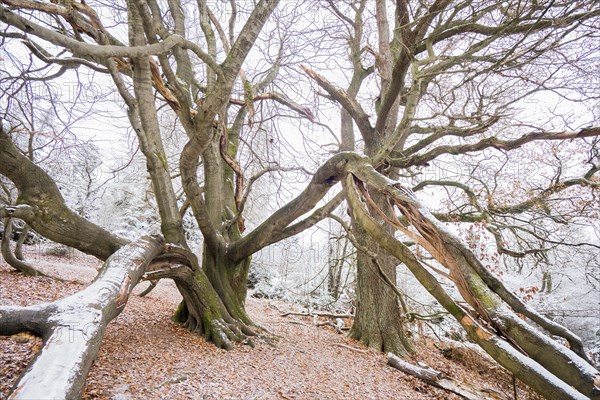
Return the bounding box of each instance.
[387,354,509,400]
[0,236,163,400]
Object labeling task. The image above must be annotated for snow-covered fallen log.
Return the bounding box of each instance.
[0,236,163,400]
[387,353,509,400]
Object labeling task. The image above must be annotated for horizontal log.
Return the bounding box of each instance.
[387,353,509,400]
[3,236,163,400]
[280,311,354,318]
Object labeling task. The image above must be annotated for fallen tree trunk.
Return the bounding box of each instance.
[280,311,354,318]
[0,236,163,400]
[345,171,596,400]
[387,353,509,400]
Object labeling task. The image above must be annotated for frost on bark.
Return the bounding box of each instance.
[0,236,164,400]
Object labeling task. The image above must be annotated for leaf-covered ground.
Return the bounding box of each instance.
[0,246,542,400]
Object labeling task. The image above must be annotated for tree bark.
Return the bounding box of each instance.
[0,236,163,400]
[349,219,414,355]
[344,167,600,400]
[149,259,256,350]
[387,354,510,400]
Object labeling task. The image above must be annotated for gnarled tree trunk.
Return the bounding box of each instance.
[166,247,257,350]
[0,236,164,399]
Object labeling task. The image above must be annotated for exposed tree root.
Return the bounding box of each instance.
[146,263,258,350]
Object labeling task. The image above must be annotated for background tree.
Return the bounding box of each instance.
[298,0,600,356]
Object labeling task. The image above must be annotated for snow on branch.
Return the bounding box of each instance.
[0,236,164,399]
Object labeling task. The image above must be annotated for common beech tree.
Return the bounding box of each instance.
[0,1,599,399]
[303,0,600,358]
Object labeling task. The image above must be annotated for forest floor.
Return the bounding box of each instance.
[0,245,543,400]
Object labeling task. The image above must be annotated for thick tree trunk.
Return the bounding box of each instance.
[144,243,256,350]
[0,236,163,399]
[167,265,256,350]
[344,167,600,400]
[203,246,252,325]
[348,168,414,355]
[350,222,414,355]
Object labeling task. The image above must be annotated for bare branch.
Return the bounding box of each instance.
[391,127,600,168]
[0,6,184,59]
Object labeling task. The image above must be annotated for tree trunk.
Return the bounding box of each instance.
[170,133,257,346]
[0,236,163,399]
[203,246,252,324]
[348,165,414,355]
[350,222,414,355]
[153,243,256,350]
[168,263,256,350]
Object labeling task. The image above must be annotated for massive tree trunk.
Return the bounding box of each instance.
[166,231,257,349]
[202,246,252,325]
[348,155,414,355]
[0,236,164,399]
[349,212,414,355]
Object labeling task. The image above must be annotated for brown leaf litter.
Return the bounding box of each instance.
[0,246,542,400]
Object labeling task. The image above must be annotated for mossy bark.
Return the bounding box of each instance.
[348,177,414,356]
[169,252,255,350]
[349,249,414,355]
[202,244,253,325]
